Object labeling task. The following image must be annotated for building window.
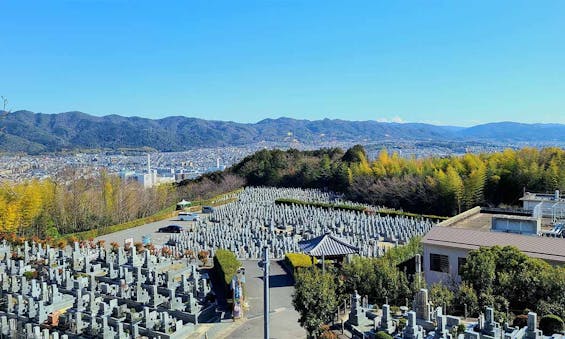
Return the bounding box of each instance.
[458,257,467,274]
[430,253,449,273]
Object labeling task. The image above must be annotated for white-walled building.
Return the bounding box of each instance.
[135,170,157,189]
[118,170,136,181]
[521,190,565,220]
[422,207,565,285]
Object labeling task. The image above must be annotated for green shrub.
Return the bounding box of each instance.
[539,315,564,336]
[398,318,407,331]
[376,331,393,339]
[213,249,242,287]
[44,226,60,238]
[455,282,479,317]
[382,236,422,265]
[536,300,565,320]
[285,253,314,271]
[23,271,37,279]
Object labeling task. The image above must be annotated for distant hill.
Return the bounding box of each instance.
[0,110,564,153]
[458,122,565,142]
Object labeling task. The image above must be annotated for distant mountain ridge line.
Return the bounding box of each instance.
[0,110,565,154]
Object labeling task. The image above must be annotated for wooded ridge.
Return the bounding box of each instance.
[2,110,565,153]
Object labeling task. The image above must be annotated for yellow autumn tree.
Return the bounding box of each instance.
[19,180,44,231]
[0,193,7,232]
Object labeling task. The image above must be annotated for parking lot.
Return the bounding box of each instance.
[94,213,204,246]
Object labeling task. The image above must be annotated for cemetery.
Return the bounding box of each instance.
[293,244,564,338]
[2,186,562,338]
[343,287,564,339]
[166,187,435,259]
[0,238,213,338]
[0,186,437,339]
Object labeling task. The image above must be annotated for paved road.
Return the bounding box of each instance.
[227,260,306,339]
[94,214,204,246]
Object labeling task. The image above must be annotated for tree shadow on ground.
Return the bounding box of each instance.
[258,274,294,288]
[257,261,294,288]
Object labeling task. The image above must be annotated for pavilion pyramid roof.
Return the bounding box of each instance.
[298,232,359,257]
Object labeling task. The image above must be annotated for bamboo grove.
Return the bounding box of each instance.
[232,146,565,216]
[0,172,177,237]
[0,170,243,238]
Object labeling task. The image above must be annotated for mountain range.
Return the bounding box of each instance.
[1,110,564,153]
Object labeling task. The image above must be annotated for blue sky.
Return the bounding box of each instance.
[1,1,564,126]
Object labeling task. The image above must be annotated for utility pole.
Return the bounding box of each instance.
[260,246,270,339]
[415,253,422,287]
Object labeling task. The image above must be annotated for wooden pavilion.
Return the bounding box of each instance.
[298,231,359,271]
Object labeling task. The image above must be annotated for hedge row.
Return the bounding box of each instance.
[275,198,447,221]
[376,209,448,221]
[275,198,366,212]
[285,253,315,271]
[213,249,242,287]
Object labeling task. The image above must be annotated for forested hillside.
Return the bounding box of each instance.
[0,110,454,153]
[0,171,242,238]
[3,110,565,153]
[231,146,565,216]
[2,145,564,238]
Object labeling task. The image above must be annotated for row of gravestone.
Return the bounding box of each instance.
[167,186,434,259]
[0,239,211,339]
[347,288,563,339]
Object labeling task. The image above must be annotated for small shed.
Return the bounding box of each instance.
[176,199,191,210]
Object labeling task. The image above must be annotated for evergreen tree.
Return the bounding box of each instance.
[293,268,339,338]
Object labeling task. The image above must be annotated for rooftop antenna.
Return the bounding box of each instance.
[1,96,9,133]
